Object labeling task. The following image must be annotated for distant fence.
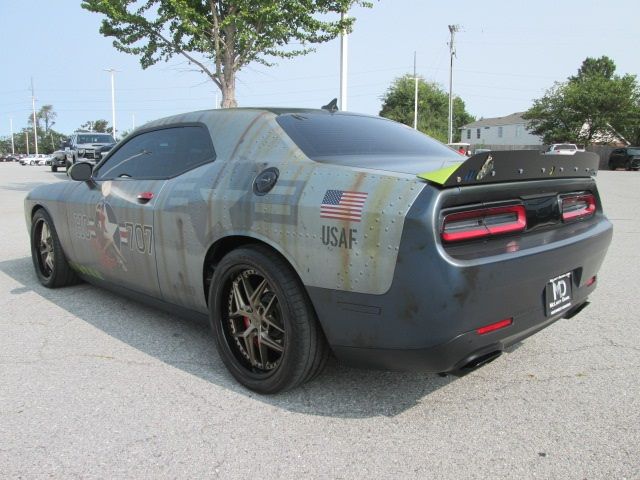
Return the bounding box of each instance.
[477,144,615,169]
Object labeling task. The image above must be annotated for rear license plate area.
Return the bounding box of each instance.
[545,272,573,316]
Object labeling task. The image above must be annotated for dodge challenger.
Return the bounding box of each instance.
[25,108,613,393]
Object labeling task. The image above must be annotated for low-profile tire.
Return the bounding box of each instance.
[30,209,79,288]
[51,165,58,172]
[209,245,329,394]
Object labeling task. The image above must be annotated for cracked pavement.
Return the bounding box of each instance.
[0,164,638,479]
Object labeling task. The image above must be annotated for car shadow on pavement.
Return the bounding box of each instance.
[0,256,455,418]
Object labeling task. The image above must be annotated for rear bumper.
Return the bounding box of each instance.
[331,300,590,373]
[307,179,613,373]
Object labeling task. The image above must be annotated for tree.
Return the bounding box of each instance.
[379,74,475,143]
[82,0,372,108]
[26,105,58,133]
[80,119,111,133]
[38,105,57,132]
[524,56,640,144]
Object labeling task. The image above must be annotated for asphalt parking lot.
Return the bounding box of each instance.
[1,163,638,479]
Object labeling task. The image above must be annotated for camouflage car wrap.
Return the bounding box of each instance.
[26,110,425,307]
[25,108,613,377]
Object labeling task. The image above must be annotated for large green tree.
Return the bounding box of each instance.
[524,56,640,144]
[379,74,474,143]
[82,0,372,108]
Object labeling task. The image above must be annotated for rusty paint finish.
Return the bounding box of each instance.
[24,109,426,314]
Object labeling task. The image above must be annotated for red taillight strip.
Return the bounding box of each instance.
[561,194,596,222]
[441,205,527,242]
[476,318,513,335]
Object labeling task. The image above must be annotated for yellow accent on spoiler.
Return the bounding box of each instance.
[416,164,461,185]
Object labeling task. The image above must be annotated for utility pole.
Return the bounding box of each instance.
[413,51,418,130]
[25,132,29,155]
[30,77,39,155]
[339,10,348,111]
[447,25,461,145]
[104,68,119,138]
[10,118,15,154]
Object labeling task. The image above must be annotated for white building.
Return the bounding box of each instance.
[460,112,542,147]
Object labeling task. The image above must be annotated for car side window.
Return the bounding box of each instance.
[94,126,215,180]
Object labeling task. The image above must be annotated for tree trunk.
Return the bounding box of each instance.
[221,80,237,108]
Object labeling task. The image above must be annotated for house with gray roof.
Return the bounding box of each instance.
[460,112,542,147]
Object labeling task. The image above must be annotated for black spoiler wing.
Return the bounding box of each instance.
[417,150,599,187]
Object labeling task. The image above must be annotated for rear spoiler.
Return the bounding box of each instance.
[417,150,599,187]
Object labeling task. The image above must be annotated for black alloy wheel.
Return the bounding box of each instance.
[209,246,328,394]
[30,209,79,288]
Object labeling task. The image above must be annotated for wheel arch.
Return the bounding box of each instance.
[202,235,309,307]
[30,203,50,221]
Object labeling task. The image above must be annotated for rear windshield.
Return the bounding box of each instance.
[276,113,459,161]
[627,148,640,155]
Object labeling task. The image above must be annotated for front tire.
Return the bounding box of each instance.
[30,209,79,288]
[209,246,328,394]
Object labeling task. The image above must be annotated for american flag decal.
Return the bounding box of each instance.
[320,190,368,222]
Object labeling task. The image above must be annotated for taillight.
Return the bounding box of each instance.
[441,204,526,242]
[561,193,596,222]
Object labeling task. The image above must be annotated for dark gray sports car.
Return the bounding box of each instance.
[25,108,613,393]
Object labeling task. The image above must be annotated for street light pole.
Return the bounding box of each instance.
[30,77,39,155]
[447,25,461,145]
[413,51,418,130]
[10,118,15,154]
[339,10,348,111]
[104,68,119,138]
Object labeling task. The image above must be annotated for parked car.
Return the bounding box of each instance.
[608,146,640,171]
[544,143,578,155]
[473,148,491,155]
[21,156,39,166]
[63,132,116,168]
[25,108,612,393]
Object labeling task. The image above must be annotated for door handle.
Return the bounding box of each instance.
[137,192,154,203]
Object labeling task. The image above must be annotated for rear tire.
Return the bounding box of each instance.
[608,160,615,170]
[209,245,328,394]
[51,165,58,172]
[30,209,79,288]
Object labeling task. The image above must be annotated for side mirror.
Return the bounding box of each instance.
[68,162,93,182]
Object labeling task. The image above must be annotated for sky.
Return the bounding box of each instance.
[1,0,638,138]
